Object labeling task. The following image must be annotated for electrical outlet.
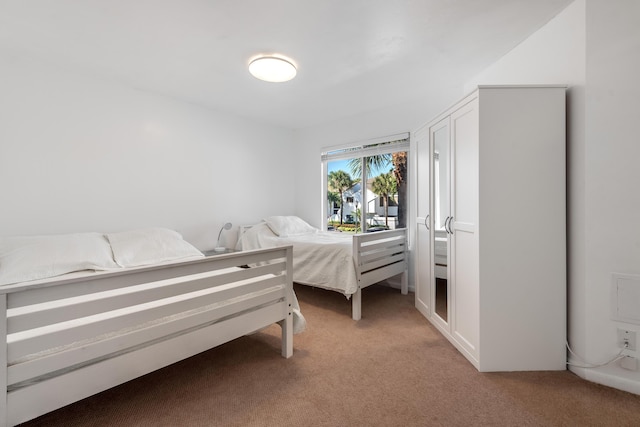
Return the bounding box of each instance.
[617,329,637,351]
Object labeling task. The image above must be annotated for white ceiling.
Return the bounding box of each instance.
[0,0,573,129]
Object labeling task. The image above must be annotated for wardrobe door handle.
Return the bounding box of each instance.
[425,214,430,230]
[448,216,454,235]
[444,216,450,234]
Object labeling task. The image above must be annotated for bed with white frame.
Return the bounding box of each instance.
[0,230,297,427]
[237,216,408,320]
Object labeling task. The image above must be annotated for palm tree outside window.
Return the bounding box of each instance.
[322,134,409,233]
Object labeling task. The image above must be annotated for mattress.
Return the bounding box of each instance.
[238,222,358,296]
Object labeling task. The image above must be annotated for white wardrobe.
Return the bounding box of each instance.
[413,85,566,372]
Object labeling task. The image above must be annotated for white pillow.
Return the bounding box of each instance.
[0,232,119,286]
[106,227,203,268]
[263,216,317,237]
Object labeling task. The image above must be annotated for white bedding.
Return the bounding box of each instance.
[0,228,204,286]
[2,242,301,425]
[0,228,306,336]
[237,222,358,297]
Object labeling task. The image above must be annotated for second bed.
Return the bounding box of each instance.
[237,216,408,320]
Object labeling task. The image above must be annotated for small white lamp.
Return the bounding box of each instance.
[214,222,233,252]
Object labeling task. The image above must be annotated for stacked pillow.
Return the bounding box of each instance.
[0,228,203,286]
[106,227,203,268]
[263,215,317,237]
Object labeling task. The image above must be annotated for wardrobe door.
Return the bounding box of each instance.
[450,98,479,356]
[414,126,431,317]
[430,117,450,330]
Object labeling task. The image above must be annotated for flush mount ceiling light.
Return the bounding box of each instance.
[248,55,297,82]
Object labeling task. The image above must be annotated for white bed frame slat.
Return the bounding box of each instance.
[7,286,286,386]
[360,252,406,275]
[1,246,294,427]
[361,261,407,286]
[352,229,407,277]
[359,233,405,247]
[0,295,7,423]
[9,275,285,361]
[351,229,408,320]
[8,261,285,334]
[5,249,285,308]
[359,247,406,269]
[7,302,286,427]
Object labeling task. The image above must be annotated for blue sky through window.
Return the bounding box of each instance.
[327,158,390,180]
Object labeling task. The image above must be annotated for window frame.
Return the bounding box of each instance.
[321,132,410,232]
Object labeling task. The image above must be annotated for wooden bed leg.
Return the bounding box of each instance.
[281,309,293,359]
[352,287,362,321]
[1,295,7,427]
[401,270,408,295]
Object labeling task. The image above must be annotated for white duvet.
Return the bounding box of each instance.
[1,228,306,335]
[237,222,358,297]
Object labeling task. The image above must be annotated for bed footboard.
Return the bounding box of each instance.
[352,228,408,320]
[0,246,293,427]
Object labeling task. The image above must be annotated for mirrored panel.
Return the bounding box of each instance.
[433,125,449,322]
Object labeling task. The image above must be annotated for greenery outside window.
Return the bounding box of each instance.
[322,133,410,233]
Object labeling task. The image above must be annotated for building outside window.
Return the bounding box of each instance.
[322,134,409,233]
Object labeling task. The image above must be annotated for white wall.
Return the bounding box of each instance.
[581,0,640,392]
[466,0,640,394]
[466,0,587,349]
[0,52,296,250]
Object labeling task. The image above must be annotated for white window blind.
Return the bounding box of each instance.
[321,132,410,162]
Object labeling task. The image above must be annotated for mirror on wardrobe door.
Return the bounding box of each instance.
[433,125,449,323]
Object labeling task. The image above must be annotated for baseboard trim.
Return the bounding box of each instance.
[570,366,640,395]
[384,276,415,293]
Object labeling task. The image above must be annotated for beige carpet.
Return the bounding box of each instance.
[21,284,640,426]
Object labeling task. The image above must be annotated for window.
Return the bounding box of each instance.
[322,133,409,233]
[379,195,398,207]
